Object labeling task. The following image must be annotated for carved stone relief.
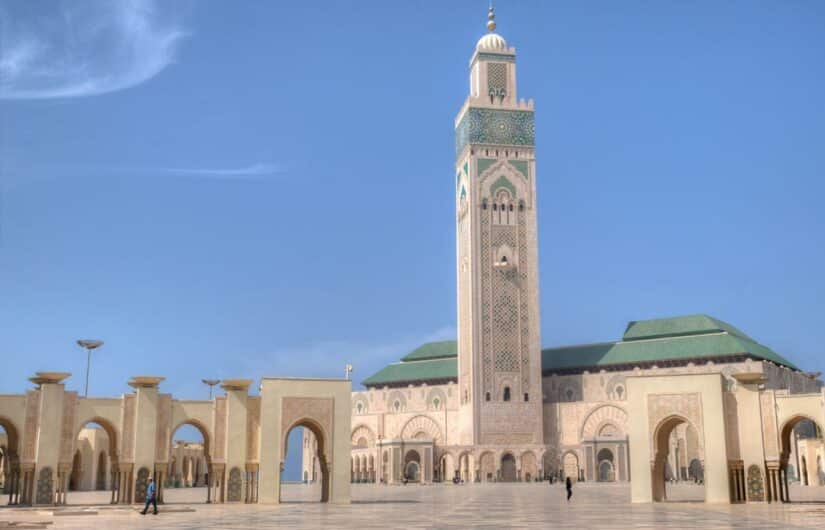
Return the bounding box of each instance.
[227,467,242,502]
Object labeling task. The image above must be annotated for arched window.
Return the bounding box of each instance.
[356,403,363,414]
[432,397,440,410]
[503,387,511,402]
[393,400,401,412]
[482,199,488,210]
[524,393,529,402]
[485,392,491,402]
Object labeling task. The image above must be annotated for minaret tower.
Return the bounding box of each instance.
[455,5,543,448]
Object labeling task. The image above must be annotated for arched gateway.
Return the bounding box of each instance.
[0,372,351,506]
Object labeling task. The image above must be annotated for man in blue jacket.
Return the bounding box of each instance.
[141,477,158,515]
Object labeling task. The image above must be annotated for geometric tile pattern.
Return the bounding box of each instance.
[455,108,535,157]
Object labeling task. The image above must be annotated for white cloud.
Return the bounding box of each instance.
[0,0,188,99]
[161,163,283,179]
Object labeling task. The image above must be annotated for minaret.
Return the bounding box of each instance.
[455,5,543,447]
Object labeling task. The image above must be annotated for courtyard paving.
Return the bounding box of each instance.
[2,483,825,529]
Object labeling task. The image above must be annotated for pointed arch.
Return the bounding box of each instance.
[400,415,443,443]
[580,404,628,439]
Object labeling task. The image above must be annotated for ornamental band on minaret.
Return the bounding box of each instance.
[455,5,543,447]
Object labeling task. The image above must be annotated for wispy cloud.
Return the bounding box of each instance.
[0,162,284,189]
[160,163,283,179]
[0,0,188,99]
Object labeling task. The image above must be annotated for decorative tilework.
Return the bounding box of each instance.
[227,467,243,502]
[487,63,507,100]
[477,158,497,176]
[510,160,529,179]
[134,467,150,503]
[747,464,765,501]
[472,52,516,69]
[455,108,535,157]
[490,176,516,198]
[35,466,53,505]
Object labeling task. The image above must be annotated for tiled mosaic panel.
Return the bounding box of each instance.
[35,466,53,505]
[134,467,149,502]
[227,467,242,502]
[455,108,535,156]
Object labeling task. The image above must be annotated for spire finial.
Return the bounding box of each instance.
[487,2,496,32]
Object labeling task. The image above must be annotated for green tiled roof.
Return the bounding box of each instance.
[543,315,797,372]
[362,315,801,387]
[362,358,457,387]
[400,340,458,362]
[623,314,754,342]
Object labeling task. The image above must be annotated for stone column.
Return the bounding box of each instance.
[154,464,167,504]
[127,377,164,504]
[27,373,71,506]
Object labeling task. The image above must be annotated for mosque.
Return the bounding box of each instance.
[303,6,825,501]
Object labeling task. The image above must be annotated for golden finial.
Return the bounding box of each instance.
[487,2,496,32]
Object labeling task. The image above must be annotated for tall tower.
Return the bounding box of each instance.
[455,6,543,447]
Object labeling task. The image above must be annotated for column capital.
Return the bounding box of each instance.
[28,372,71,387]
[220,379,253,392]
[128,376,165,389]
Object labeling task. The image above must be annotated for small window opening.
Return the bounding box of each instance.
[524,393,529,402]
[503,387,511,402]
[485,392,491,402]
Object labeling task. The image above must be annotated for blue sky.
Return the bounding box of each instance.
[1,1,824,481]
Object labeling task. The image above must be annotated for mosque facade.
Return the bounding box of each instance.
[304,7,825,501]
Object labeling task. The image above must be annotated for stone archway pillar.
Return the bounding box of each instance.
[628,373,732,503]
[257,378,351,504]
[126,377,164,503]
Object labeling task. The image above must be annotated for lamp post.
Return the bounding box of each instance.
[202,379,220,399]
[76,339,104,397]
[345,364,353,381]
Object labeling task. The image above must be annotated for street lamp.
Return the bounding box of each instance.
[202,379,220,399]
[76,339,104,397]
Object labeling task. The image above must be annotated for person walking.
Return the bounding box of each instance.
[565,476,573,501]
[141,477,158,515]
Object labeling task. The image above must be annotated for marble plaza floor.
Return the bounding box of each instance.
[2,482,825,529]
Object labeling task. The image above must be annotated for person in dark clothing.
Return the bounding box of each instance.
[141,477,158,515]
[565,477,573,501]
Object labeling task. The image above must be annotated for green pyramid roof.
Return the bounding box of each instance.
[361,315,800,387]
[401,340,458,362]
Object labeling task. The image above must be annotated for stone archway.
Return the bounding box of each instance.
[651,415,705,502]
[597,448,615,482]
[404,450,421,482]
[166,420,212,504]
[778,414,825,501]
[562,452,579,483]
[500,453,517,482]
[479,452,495,482]
[456,452,474,483]
[521,452,537,482]
[439,453,456,482]
[69,418,121,505]
[281,419,330,502]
